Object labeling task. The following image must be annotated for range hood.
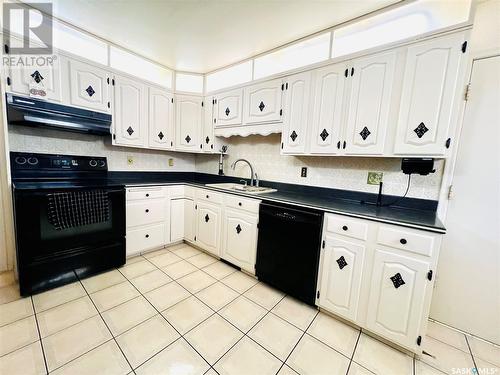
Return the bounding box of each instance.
[6,94,112,136]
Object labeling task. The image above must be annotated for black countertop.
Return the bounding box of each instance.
[12,171,445,233]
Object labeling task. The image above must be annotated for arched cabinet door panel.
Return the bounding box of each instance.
[175,95,203,152]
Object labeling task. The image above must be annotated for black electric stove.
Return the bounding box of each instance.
[11,152,126,296]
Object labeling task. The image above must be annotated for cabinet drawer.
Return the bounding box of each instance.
[377,226,436,257]
[127,223,165,255]
[324,214,368,241]
[224,195,260,214]
[196,189,223,204]
[165,185,185,199]
[126,199,165,228]
[127,187,165,201]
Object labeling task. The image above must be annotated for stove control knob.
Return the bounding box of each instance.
[89,160,98,167]
[27,157,38,165]
[15,156,27,165]
[98,160,106,168]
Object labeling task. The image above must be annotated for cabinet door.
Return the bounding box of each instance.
[366,248,431,350]
[113,75,147,147]
[170,198,185,242]
[175,95,203,152]
[196,201,221,256]
[309,63,348,154]
[202,97,215,152]
[214,88,243,127]
[184,198,196,242]
[67,58,110,112]
[7,54,62,102]
[222,208,258,274]
[318,236,365,322]
[281,72,312,154]
[243,78,283,124]
[344,51,396,155]
[394,33,465,155]
[149,87,174,150]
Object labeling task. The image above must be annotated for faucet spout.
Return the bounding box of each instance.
[231,159,255,186]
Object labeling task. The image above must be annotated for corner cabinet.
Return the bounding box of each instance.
[113,74,147,147]
[316,213,442,353]
[175,95,203,152]
[148,87,174,150]
[394,32,466,156]
[281,72,312,154]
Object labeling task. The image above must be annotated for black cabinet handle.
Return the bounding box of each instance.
[400,238,407,245]
[343,141,346,149]
[337,141,341,149]
[205,214,210,223]
[236,224,242,234]
[238,202,242,206]
[206,195,209,199]
[145,194,149,197]
[342,225,348,231]
[145,234,149,238]
[390,273,405,288]
[145,209,149,213]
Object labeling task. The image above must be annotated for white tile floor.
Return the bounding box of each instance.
[0,243,499,375]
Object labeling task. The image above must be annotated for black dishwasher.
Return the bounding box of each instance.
[256,202,323,305]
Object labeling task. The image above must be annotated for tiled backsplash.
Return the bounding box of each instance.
[8,126,196,171]
[196,134,444,200]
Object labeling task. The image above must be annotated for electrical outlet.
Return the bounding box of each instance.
[127,156,134,165]
[168,158,174,167]
[301,167,307,178]
[367,172,383,185]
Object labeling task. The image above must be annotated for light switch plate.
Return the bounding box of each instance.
[367,172,383,185]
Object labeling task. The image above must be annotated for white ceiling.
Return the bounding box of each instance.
[31,0,399,73]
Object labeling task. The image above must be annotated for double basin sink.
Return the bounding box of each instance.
[205,183,277,195]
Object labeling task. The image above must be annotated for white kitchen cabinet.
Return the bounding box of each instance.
[202,97,215,152]
[222,208,259,274]
[365,248,432,350]
[66,58,111,113]
[343,51,396,155]
[309,63,348,155]
[214,88,243,127]
[149,87,174,150]
[126,198,165,228]
[394,33,466,155]
[7,54,63,102]
[175,95,203,152]
[318,235,366,322]
[243,78,284,125]
[195,201,221,256]
[127,224,165,256]
[113,74,147,147]
[281,71,312,154]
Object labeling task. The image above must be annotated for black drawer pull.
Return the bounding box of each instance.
[205,214,210,223]
[238,202,242,206]
[145,209,149,213]
[206,195,209,198]
[145,234,149,238]
[400,238,407,245]
[236,224,242,234]
[145,194,149,197]
[342,225,348,231]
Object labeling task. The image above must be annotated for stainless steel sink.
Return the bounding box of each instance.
[205,183,277,194]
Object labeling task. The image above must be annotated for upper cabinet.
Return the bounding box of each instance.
[393,33,466,156]
[243,78,284,125]
[64,57,111,113]
[175,95,203,152]
[113,74,147,147]
[202,97,215,152]
[309,63,348,155]
[6,53,63,102]
[281,71,312,154]
[343,51,396,155]
[148,87,174,150]
[214,88,243,127]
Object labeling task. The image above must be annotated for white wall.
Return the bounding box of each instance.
[8,126,196,172]
[429,0,500,344]
[196,134,444,200]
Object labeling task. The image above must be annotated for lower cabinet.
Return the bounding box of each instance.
[195,201,222,256]
[365,248,431,350]
[316,213,442,353]
[318,235,365,322]
[221,208,259,274]
[170,197,196,243]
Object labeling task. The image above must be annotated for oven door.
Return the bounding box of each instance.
[13,187,125,264]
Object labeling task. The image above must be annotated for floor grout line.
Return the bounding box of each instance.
[30,296,49,375]
[345,328,362,375]
[465,334,479,371]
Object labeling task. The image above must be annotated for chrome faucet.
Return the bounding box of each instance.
[231,159,256,186]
